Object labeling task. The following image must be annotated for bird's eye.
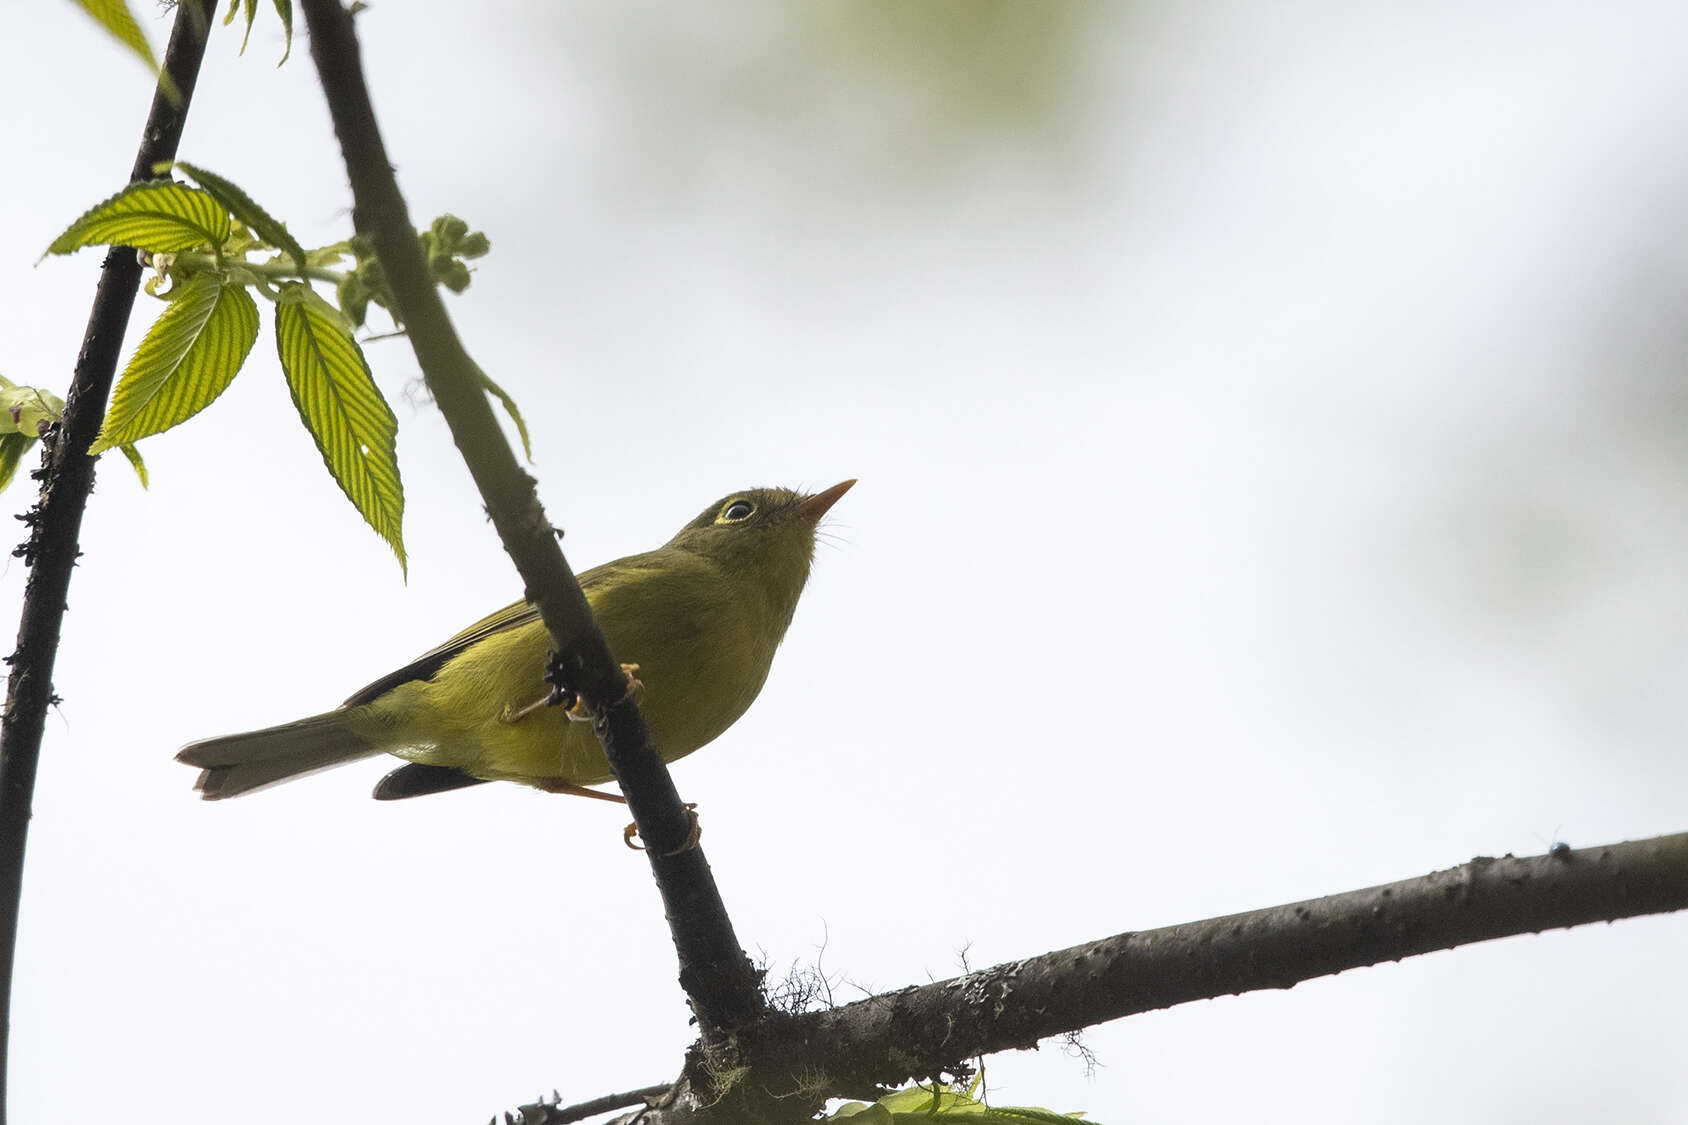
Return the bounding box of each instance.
[720,499,755,522]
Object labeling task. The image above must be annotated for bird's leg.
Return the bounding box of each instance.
[499,655,643,725]
[499,650,578,724]
[534,780,696,855]
[534,779,628,804]
[624,803,702,856]
[503,653,677,850]
[500,695,551,724]
[534,783,698,855]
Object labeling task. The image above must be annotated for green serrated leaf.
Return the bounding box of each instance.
[238,0,257,54]
[476,367,533,460]
[89,273,259,452]
[827,1083,1091,1123]
[271,0,293,63]
[990,1111,1089,1123]
[90,276,256,448]
[0,432,33,495]
[72,0,158,74]
[877,1086,945,1114]
[273,282,405,573]
[169,161,308,272]
[117,443,149,488]
[46,181,230,258]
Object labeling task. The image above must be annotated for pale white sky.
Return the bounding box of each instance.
[4,2,1688,1122]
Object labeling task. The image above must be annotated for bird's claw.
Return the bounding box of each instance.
[566,663,643,723]
[624,802,701,856]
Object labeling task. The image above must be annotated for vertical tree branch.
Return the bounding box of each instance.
[0,2,218,1117]
[298,0,767,1034]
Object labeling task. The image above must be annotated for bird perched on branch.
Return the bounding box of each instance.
[178,480,853,804]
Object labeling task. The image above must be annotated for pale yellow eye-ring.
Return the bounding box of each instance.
[719,499,755,522]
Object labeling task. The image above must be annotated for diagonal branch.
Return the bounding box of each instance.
[778,832,1688,1089]
[594,833,1688,1123]
[296,0,766,1034]
[0,3,218,1118]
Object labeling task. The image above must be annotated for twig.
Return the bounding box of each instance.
[503,1082,670,1124]
[296,0,765,1034]
[0,3,218,1118]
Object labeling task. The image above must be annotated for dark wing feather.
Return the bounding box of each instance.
[338,556,642,707]
[341,598,540,706]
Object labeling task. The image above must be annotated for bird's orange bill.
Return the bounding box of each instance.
[800,479,856,523]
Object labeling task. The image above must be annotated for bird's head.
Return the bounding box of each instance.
[667,479,855,632]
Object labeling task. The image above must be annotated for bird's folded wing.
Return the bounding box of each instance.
[337,554,660,708]
[341,598,539,706]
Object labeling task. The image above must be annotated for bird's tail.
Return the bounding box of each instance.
[176,710,384,800]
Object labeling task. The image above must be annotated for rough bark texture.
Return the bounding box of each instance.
[592,835,1688,1124]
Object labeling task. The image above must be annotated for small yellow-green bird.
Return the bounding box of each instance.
[178,480,853,802]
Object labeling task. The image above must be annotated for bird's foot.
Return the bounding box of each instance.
[565,663,642,723]
[625,803,701,856]
[500,661,642,725]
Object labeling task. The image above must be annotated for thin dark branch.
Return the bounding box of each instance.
[503,1083,670,1125]
[296,0,765,1034]
[0,3,217,1118]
